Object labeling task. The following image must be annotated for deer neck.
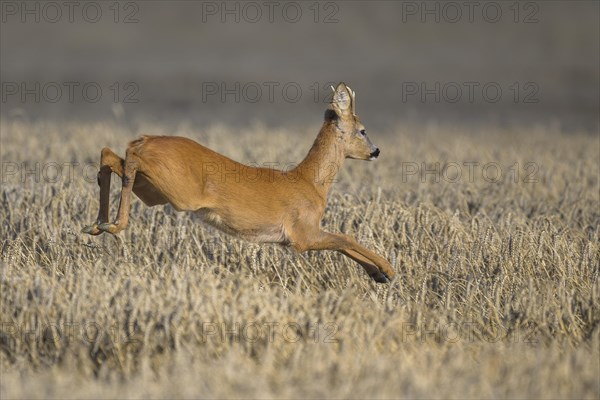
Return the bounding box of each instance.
[295,124,345,199]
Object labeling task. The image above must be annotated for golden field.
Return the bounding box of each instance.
[1,120,598,398]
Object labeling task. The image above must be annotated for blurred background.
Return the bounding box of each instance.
[1,1,598,134]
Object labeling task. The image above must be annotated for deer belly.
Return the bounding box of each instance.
[195,208,287,243]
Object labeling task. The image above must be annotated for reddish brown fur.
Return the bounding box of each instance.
[83,83,395,283]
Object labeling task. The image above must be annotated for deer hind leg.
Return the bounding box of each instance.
[97,147,141,234]
[82,147,124,235]
[298,231,395,283]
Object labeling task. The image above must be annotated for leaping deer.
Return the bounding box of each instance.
[82,82,395,283]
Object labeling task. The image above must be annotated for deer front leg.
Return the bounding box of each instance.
[298,231,395,283]
[82,147,124,235]
[339,248,392,283]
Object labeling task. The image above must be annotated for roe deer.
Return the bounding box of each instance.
[82,82,395,283]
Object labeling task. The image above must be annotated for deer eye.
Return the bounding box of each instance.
[359,129,366,136]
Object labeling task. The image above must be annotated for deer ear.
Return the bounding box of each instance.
[331,82,352,114]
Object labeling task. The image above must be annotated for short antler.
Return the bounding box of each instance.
[346,85,356,115]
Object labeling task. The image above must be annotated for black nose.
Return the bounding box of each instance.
[370,148,380,158]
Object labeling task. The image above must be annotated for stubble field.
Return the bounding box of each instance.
[1,120,599,398]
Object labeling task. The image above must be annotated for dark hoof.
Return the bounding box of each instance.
[371,271,390,284]
[82,223,102,235]
[97,222,118,234]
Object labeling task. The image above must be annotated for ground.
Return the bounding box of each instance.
[1,120,598,398]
